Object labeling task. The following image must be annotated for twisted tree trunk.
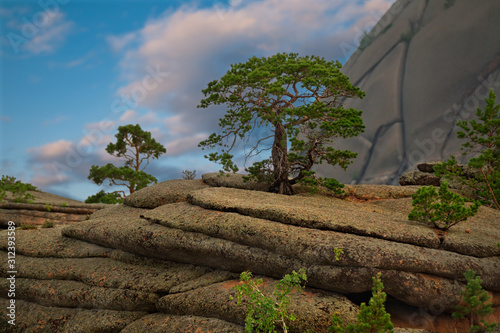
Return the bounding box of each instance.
[271,123,293,195]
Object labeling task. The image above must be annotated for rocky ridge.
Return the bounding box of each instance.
[0,174,499,332]
[0,190,107,227]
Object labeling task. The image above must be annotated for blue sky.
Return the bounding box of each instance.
[0,0,395,201]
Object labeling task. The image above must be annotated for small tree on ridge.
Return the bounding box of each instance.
[88,124,166,195]
[198,52,365,195]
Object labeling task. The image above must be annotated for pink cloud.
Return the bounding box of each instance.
[27,139,73,159]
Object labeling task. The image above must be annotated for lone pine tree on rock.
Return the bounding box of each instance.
[88,124,166,195]
[198,52,365,195]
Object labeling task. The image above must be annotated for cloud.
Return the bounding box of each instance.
[119,109,137,122]
[27,139,74,160]
[5,10,73,55]
[0,116,12,122]
[166,133,207,157]
[65,51,94,68]
[107,32,137,52]
[111,0,394,123]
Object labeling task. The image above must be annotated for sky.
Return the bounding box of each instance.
[0,0,395,201]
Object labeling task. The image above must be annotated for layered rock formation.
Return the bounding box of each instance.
[316,0,500,185]
[0,191,106,227]
[1,175,499,332]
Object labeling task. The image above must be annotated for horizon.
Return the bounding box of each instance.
[0,0,396,201]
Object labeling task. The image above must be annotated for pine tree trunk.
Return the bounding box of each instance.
[271,123,293,195]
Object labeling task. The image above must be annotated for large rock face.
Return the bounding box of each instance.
[1,176,499,332]
[316,0,500,185]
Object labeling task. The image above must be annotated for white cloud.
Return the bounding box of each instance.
[112,0,394,114]
[107,32,137,52]
[24,11,73,54]
[119,109,137,122]
[27,139,73,159]
[166,133,208,156]
[6,10,74,55]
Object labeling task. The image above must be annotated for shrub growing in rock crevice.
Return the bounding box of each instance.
[408,181,480,231]
[231,269,307,333]
[329,273,393,333]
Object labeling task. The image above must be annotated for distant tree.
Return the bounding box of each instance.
[198,52,365,195]
[181,169,197,180]
[88,124,166,195]
[85,190,123,204]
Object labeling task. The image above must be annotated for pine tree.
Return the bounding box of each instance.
[452,270,498,332]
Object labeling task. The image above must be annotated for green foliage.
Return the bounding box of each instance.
[45,203,52,212]
[88,124,166,195]
[452,270,498,332]
[198,52,365,195]
[297,171,346,195]
[61,202,67,207]
[435,89,500,209]
[85,190,123,204]
[408,181,480,231]
[330,273,394,333]
[42,220,55,228]
[88,164,157,195]
[19,223,37,230]
[0,175,38,203]
[181,169,197,180]
[232,269,307,333]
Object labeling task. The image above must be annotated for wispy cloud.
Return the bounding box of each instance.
[4,10,73,55]
[0,116,12,122]
[107,32,137,52]
[24,11,73,55]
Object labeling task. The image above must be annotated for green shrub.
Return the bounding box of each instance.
[45,203,52,212]
[85,190,123,204]
[42,220,55,228]
[329,273,394,333]
[0,175,38,203]
[61,202,67,207]
[435,89,499,210]
[408,181,480,230]
[452,270,498,332]
[232,269,307,333]
[19,224,37,230]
